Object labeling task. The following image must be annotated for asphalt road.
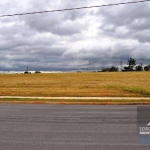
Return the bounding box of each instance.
[0,104,149,150]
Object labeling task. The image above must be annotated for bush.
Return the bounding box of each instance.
[35,71,41,74]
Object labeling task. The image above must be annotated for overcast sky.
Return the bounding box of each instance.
[0,0,150,71]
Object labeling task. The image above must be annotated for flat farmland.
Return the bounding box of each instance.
[0,72,150,97]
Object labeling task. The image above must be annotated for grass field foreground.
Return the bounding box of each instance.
[0,72,150,97]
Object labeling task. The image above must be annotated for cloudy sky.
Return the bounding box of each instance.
[0,0,150,71]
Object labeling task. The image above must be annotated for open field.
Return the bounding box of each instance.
[0,72,150,98]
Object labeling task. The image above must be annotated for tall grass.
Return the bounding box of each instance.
[0,72,150,97]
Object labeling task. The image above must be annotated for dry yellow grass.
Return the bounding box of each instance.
[0,72,150,97]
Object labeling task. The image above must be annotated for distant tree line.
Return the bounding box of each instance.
[102,66,118,72]
[123,58,150,71]
[101,58,150,72]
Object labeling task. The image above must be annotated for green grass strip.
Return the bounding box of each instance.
[0,98,150,103]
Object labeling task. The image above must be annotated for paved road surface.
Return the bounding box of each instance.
[0,105,149,150]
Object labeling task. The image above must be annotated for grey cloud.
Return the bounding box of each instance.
[129,18,150,31]
[20,0,90,35]
[50,20,86,35]
[131,30,150,43]
[0,0,150,71]
[62,42,150,70]
[64,10,85,21]
[97,2,150,43]
[99,3,150,27]
[23,13,62,32]
[23,13,87,35]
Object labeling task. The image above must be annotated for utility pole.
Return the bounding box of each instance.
[120,61,122,72]
[26,66,28,72]
[88,61,91,72]
[93,63,95,71]
[141,59,144,71]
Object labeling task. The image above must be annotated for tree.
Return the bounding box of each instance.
[128,58,136,70]
[102,68,109,72]
[124,58,136,71]
[35,70,41,73]
[144,64,150,71]
[135,65,143,71]
[109,66,118,72]
[102,66,118,72]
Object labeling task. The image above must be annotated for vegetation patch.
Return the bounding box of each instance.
[108,84,150,96]
[0,98,150,105]
[122,87,150,96]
